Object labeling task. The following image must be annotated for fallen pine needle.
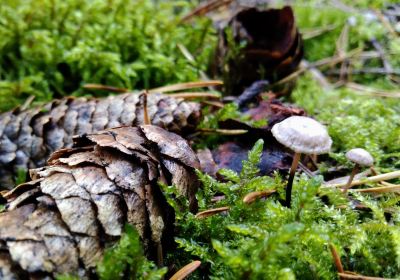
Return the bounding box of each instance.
[169,260,201,280]
[329,244,344,274]
[83,84,129,93]
[346,82,400,98]
[198,128,248,135]
[351,184,400,193]
[338,272,396,280]
[195,206,230,219]
[168,92,221,99]
[149,80,223,93]
[243,190,276,204]
[323,170,400,188]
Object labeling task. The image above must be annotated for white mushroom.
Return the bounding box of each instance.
[271,116,332,207]
[343,148,374,192]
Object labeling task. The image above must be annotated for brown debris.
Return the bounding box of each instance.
[0,92,201,189]
[198,142,292,178]
[0,125,200,278]
[213,6,303,95]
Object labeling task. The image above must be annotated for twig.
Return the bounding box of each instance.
[323,170,400,188]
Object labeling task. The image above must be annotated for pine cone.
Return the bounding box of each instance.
[0,93,200,189]
[0,125,199,279]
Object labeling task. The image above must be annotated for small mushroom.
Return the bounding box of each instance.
[343,148,374,192]
[271,116,332,207]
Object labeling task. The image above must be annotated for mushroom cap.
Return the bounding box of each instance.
[345,148,374,166]
[271,116,332,154]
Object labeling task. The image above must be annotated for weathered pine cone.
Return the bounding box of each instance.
[0,125,199,279]
[0,92,200,189]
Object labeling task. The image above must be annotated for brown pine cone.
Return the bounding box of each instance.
[0,125,199,279]
[0,92,200,189]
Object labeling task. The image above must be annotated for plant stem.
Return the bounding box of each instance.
[286,152,301,208]
[143,91,150,125]
[343,164,360,192]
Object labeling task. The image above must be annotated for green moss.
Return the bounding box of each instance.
[167,140,400,279]
[0,0,216,111]
[292,74,400,170]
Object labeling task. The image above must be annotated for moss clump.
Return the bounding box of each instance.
[165,140,400,279]
[0,0,216,111]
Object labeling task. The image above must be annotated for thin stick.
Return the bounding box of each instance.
[286,153,301,208]
[195,206,229,219]
[329,244,344,274]
[143,91,150,125]
[323,170,400,188]
[148,81,223,93]
[169,261,201,280]
[83,84,129,93]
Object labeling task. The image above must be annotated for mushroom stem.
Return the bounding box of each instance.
[143,91,151,125]
[286,152,301,208]
[343,164,360,193]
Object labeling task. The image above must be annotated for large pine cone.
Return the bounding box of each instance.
[0,125,199,279]
[0,92,200,189]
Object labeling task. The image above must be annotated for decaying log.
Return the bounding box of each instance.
[0,125,200,279]
[0,92,200,189]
